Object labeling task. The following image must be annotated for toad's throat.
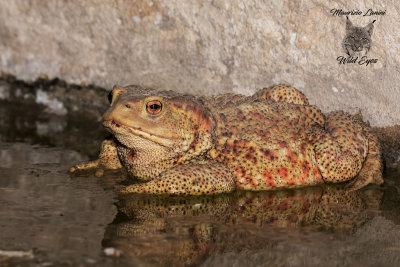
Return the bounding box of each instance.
[103,119,176,147]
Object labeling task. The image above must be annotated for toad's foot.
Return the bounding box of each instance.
[121,162,235,195]
[312,111,383,190]
[345,127,383,191]
[345,170,383,191]
[70,159,101,176]
[312,111,366,184]
[69,139,122,177]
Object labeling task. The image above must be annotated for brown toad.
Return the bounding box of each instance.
[70,85,383,195]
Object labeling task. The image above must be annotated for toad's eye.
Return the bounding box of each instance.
[146,100,163,114]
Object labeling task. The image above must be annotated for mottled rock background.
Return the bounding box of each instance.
[0,0,399,126]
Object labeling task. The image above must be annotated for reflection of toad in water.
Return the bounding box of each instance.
[102,185,382,266]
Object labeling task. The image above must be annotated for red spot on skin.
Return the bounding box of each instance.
[300,143,308,153]
[286,150,298,164]
[261,149,278,161]
[276,166,289,180]
[235,167,256,188]
[189,142,197,149]
[246,176,257,188]
[224,142,233,152]
[271,125,280,132]
[245,147,258,165]
[298,174,305,185]
[254,129,271,139]
[312,167,319,176]
[300,129,308,139]
[235,166,246,177]
[237,109,245,120]
[230,139,249,155]
[249,111,263,121]
[278,141,289,148]
[234,140,248,148]
[301,160,311,176]
[312,167,323,182]
[263,169,276,187]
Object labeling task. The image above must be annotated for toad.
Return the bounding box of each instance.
[70,85,383,195]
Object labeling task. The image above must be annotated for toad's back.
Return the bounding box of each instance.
[208,100,324,190]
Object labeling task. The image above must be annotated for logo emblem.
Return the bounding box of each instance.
[342,16,375,57]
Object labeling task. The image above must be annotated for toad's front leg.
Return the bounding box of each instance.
[121,161,235,195]
[70,139,122,177]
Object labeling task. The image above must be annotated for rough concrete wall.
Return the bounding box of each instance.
[0,0,399,126]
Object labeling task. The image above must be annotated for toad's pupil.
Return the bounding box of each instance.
[150,104,160,110]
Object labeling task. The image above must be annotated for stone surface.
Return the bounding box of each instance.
[0,0,399,126]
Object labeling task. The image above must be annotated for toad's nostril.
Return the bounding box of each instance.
[125,104,131,108]
[111,120,120,127]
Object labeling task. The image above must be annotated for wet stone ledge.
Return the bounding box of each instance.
[0,75,109,158]
[374,126,400,169]
[0,74,108,118]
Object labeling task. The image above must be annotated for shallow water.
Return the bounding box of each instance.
[0,99,400,266]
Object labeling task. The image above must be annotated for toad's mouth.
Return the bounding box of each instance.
[103,119,176,147]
